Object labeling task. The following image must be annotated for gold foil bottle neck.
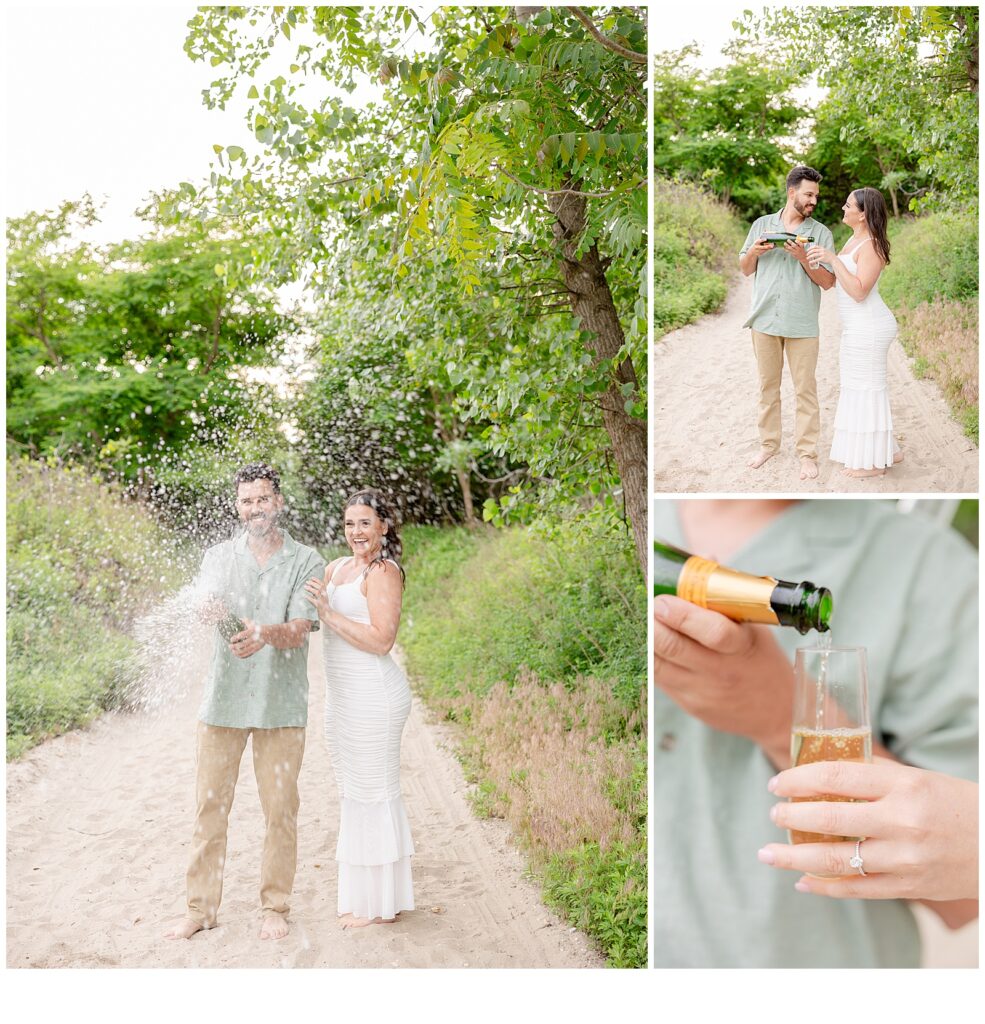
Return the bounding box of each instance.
[678,556,781,626]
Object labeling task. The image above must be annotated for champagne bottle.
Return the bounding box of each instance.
[653,540,832,634]
[217,612,246,641]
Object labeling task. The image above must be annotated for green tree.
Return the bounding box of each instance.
[736,5,979,211]
[165,5,648,569]
[653,46,808,216]
[6,202,295,490]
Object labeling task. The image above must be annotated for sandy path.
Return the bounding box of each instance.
[6,639,603,969]
[653,273,978,493]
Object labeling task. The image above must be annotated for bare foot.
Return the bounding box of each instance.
[844,467,886,479]
[338,914,396,930]
[747,449,777,470]
[799,458,818,480]
[893,451,903,464]
[260,915,289,940]
[163,918,206,940]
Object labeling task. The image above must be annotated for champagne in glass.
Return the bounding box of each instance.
[789,646,871,856]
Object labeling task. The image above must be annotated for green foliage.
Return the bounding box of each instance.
[653,46,808,217]
[880,210,978,308]
[880,211,979,443]
[737,6,979,212]
[163,6,649,564]
[542,839,647,968]
[6,201,295,485]
[400,519,646,709]
[398,515,645,965]
[653,179,746,338]
[6,458,191,758]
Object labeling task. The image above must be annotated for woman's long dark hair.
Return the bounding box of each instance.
[853,187,891,265]
[344,489,406,585]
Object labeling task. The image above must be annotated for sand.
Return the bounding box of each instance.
[5,639,603,970]
[653,273,978,493]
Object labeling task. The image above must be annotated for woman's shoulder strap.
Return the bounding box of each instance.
[327,555,353,583]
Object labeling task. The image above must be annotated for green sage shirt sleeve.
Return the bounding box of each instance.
[287,548,326,627]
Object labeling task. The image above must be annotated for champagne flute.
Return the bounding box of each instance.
[789,646,871,864]
[807,243,822,269]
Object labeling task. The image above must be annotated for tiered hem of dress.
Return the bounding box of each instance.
[336,795,415,920]
[829,388,900,470]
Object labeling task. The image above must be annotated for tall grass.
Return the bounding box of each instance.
[400,518,646,967]
[6,458,191,758]
[654,178,746,338]
[880,210,979,442]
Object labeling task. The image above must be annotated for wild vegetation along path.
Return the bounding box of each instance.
[653,273,978,493]
[6,638,603,969]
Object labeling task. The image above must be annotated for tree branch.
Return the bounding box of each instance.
[570,7,647,64]
[493,163,645,198]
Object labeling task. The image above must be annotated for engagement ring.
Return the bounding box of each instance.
[849,838,867,876]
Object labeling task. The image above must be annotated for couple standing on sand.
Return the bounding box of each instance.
[164,463,414,942]
[740,165,902,481]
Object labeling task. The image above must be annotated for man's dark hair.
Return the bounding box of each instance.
[233,462,281,493]
[786,165,822,191]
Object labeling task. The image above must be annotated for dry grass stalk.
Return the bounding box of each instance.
[898,298,979,411]
[454,671,644,862]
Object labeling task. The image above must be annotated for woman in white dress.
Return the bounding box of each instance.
[808,187,902,478]
[305,489,414,929]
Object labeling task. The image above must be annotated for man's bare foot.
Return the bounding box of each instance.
[163,918,206,940]
[338,913,396,930]
[843,467,886,479]
[799,458,818,480]
[260,915,289,940]
[747,449,777,469]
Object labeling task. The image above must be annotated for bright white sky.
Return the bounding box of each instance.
[3,2,387,245]
[654,2,760,66]
[4,4,256,242]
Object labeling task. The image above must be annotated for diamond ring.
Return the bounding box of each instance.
[849,838,867,876]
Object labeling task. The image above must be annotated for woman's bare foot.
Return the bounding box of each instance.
[260,915,289,940]
[338,913,396,930]
[843,467,886,478]
[747,449,777,469]
[893,451,903,464]
[799,458,818,480]
[163,918,206,940]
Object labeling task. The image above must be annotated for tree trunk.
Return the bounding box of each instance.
[547,186,648,573]
[455,466,477,525]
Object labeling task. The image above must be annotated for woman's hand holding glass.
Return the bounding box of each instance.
[806,243,833,269]
[759,759,979,903]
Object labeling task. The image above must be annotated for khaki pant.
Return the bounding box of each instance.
[751,331,820,460]
[186,722,305,927]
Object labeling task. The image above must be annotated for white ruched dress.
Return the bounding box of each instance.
[323,557,414,920]
[829,239,901,470]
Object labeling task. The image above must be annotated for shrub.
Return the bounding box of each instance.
[6,458,191,757]
[880,211,979,442]
[400,516,646,966]
[653,178,746,337]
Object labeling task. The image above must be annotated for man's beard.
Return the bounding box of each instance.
[246,514,276,536]
[794,198,815,218]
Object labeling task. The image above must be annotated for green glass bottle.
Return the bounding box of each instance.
[217,612,246,641]
[653,540,832,635]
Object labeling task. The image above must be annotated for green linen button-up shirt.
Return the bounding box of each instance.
[195,529,325,729]
[740,211,835,337]
[652,500,978,968]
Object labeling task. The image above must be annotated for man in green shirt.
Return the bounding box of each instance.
[164,463,325,942]
[739,166,836,481]
[651,499,978,967]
